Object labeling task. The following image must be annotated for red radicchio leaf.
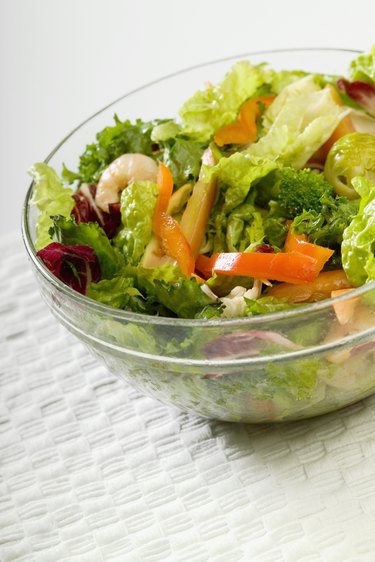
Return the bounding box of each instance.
[37,242,101,295]
[71,184,121,238]
[255,244,274,253]
[204,330,300,360]
[337,78,375,117]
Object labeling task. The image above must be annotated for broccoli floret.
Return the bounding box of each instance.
[276,167,334,218]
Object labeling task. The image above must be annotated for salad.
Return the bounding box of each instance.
[30,47,375,322]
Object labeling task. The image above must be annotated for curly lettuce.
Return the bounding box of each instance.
[349,45,375,84]
[29,163,75,250]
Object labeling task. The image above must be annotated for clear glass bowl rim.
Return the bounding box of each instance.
[22,46,373,329]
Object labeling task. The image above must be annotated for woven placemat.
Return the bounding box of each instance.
[1,232,375,561]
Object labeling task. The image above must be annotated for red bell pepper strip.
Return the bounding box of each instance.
[152,163,195,277]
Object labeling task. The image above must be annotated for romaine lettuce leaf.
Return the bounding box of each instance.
[248,75,350,168]
[206,152,278,212]
[29,163,75,250]
[114,181,158,265]
[179,61,271,141]
[342,176,375,285]
[349,45,375,84]
[51,216,124,279]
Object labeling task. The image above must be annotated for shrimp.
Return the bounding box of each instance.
[95,153,158,212]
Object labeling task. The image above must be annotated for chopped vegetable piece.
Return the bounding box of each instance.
[284,228,334,271]
[206,252,321,284]
[214,96,275,146]
[72,184,121,238]
[331,288,359,325]
[195,254,212,279]
[266,270,352,302]
[37,242,101,294]
[338,78,375,117]
[152,163,195,277]
[312,84,355,163]
[179,148,217,258]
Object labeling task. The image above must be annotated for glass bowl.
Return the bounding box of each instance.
[22,48,375,423]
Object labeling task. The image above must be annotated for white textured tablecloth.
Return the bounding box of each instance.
[2,232,375,562]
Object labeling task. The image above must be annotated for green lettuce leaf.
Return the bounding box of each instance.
[62,115,164,185]
[206,152,278,212]
[245,296,295,316]
[51,216,124,279]
[87,276,151,313]
[263,215,288,248]
[161,138,206,187]
[266,359,319,400]
[114,181,158,265]
[226,204,264,252]
[94,320,159,354]
[349,45,375,84]
[29,163,75,250]
[286,317,329,346]
[342,176,375,285]
[248,75,350,168]
[292,195,359,249]
[151,120,182,142]
[270,69,309,94]
[124,263,220,318]
[179,61,271,141]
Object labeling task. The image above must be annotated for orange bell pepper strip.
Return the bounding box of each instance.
[214,96,275,146]
[266,270,352,303]
[152,163,195,277]
[199,252,320,284]
[284,228,334,272]
[154,162,173,215]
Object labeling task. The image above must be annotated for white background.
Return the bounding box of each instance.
[1,0,374,237]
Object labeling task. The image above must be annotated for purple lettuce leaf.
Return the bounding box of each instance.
[71,184,121,238]
[337,78,375,117]
[37,242,101,294]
